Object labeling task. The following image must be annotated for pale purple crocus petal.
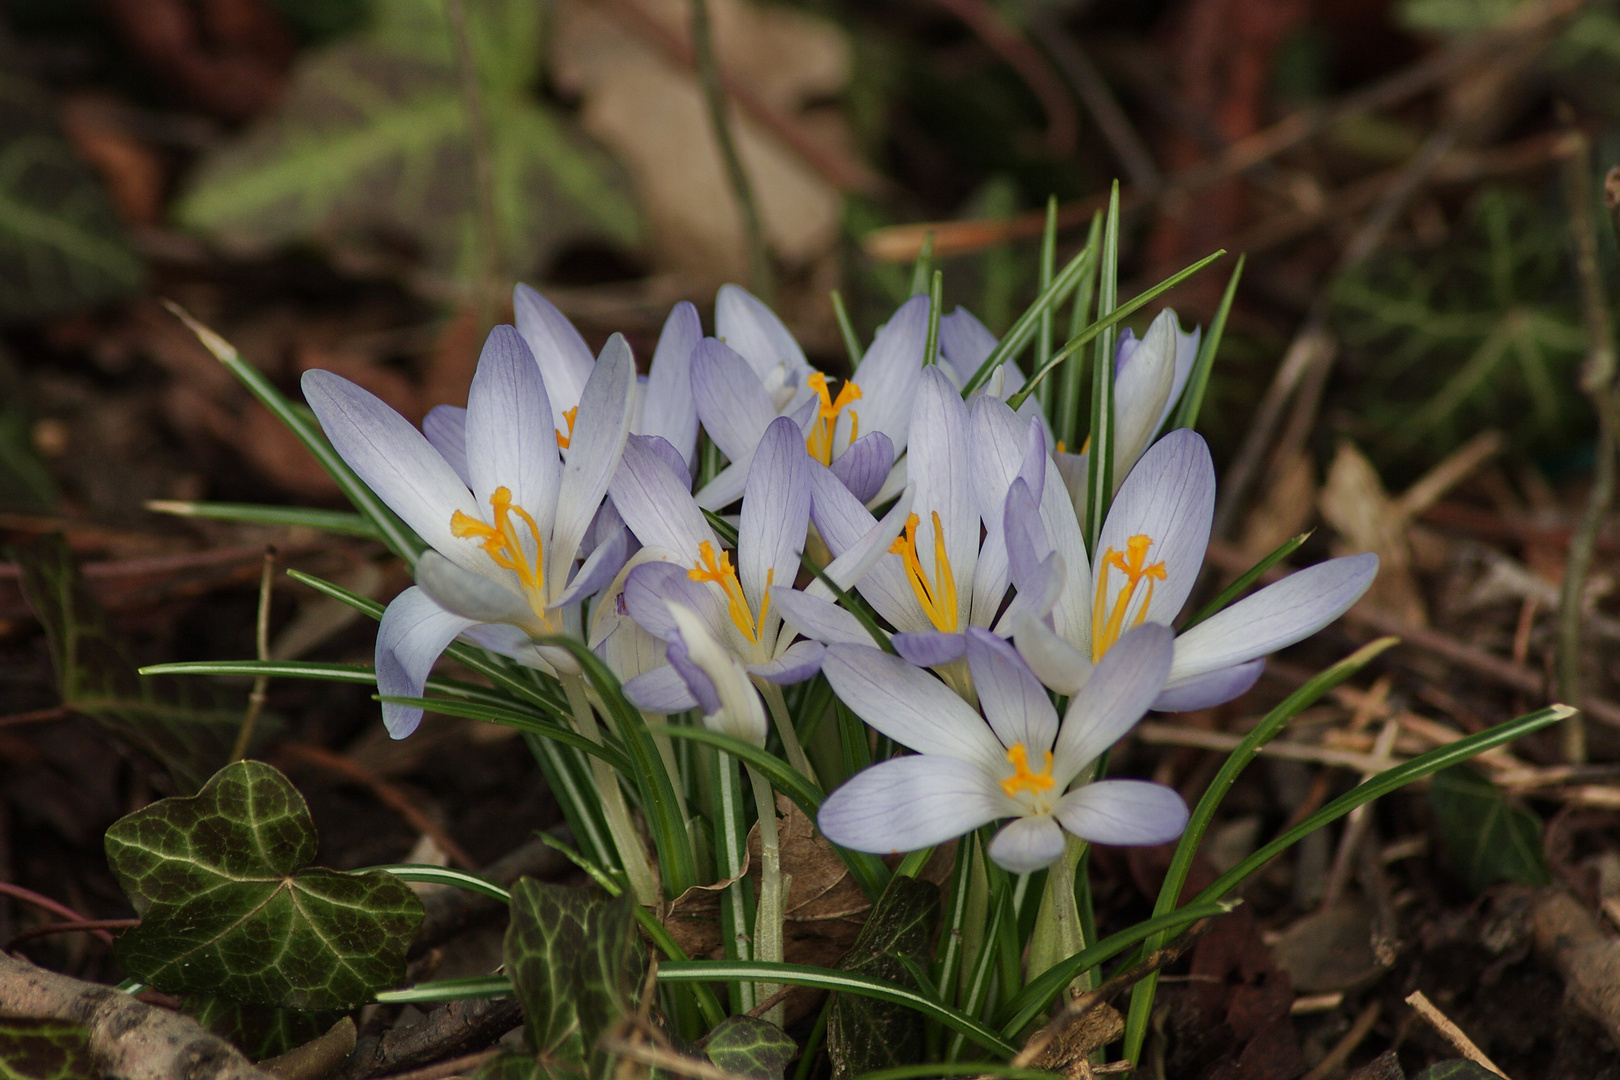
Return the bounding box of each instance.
[514,283,594,431]
[938,307,997,386]
[892,631,966,667]
[465,325,560,542]
[610,435,716,558]
[1094,429,1214,630]
[665,634,722,716]
[746,639,825,684]
[624,663,700,713]
[908,367,977,630]
[1151,320,1201,436]
[375,586,478,738]
[463,621,546,666]
[811,483,914,596]
[739,416,811,626]
[807,456,877,554]
[821,644,1005,772]
[850,294,929,448]
[1055,781,1189,846]
[1003,477,1050,596]
[691,337,779,465]
[715,283,809,388]
[695,460,750,513]
[415,551,536,629]
[806,462,914,625]
[551,526,630,608]
[550,335,635,586]
[644,301,701,472]
[818,755,1008,855]
[965,627,1058,752]
[422,405,470,488]
[829,431,895,504]
[1010,609,1091,695]
[1154,659,1265,712]
[1168,553,1378,683]
[623,561,728,644]
[630,434,692,492]
[987,815,1067,873]
[1052,622,1173,783]
[301,370,483,572]
[770,586,873,647]
[668,601,768,744]
[1110,310,1178,487]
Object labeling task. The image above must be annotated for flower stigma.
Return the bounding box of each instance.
[689,540,771,644]
[805,372,861,465]
[889,511,958,633]
[450,487,549,621]
[1000,742,1056,805]
[1091,533,1166,662]
[555,406,579,449]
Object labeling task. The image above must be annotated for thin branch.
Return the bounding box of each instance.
[1034,16,1159,191]
[232,547,275,762]
[926,0,1078,156]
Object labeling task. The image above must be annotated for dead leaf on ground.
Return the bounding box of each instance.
[1531,888,1620,1044]
[1237,450,1315,567]
[1320,440,1429,627]
[1269,893,1386,994]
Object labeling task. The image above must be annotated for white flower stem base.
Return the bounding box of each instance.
[563,674,661,906]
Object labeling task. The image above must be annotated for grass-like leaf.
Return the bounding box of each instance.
[960,247,1095,397]
[146,500,379,539]
[1179,531,1310,631]
[1167,253,1244,433]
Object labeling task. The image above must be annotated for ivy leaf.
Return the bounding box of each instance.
[826,876,940,1080]
[0,41,144,322]
[0,1019,93,1080]
[105,760,423,1010]
[9,533,241,793]
[705,1016,796,1080]
[183,997,341,1061]
[1429,763,1550,894]
[1412,1062,1501,1080]
[176,0,639,290]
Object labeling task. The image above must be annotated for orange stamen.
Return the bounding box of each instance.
[888,511,959,634]
[1090,533,1167,662]
[805,372,863,465]
[688,541,772,644]
[555,406,579,449]
[449,486,547,618]
[1000,742,1056,798]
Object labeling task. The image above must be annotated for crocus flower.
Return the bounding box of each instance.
[302,325,634,737]
[694,288,929,509]
[817,624,1188,872]
[1006,426,1378,710]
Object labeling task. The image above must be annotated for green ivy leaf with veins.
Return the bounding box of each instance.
[705,1016,797,1080]
[0,1019,93,1080]
[105,760,423,1011]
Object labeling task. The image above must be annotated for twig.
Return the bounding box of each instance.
[6,918,139,949]
[1134,721,1401,773]
[1555,129,1618,765]
[1300,1001,1381,1080]
[926,0,1077,156]
[0,883,115,945]
[357,998,522,1079]
[0,706,68,728]
[0,950,275,1080]
[1405,990,1509,1077]
[1321,716,1401,909]
[372,1049,499,1080]
[689,0,772,301]
[1034,17,1158,191]
[413,832,571,954]
[444,0,503,326]
[232,547,275,763]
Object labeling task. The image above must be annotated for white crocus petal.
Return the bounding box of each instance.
[465,325,560,543]
[609,435,718,558]
[422,405,470,488]
[964,628,1057,754]
[738,416,811,637]
[514,283,595,433]
[806,462,915,626]
[1110,310,1178,490]
[643,301,702,472]
[301,370,483,573]
[908,367,978,630]
[770,587,874,647]
[1150,318,1201,436]
[549,334,635,589]
[747,639,825,684]
[1055,781,1189,846]
[987,815,1067,873]
[1153,659,1266,712]
[1010,609,1091,695]
[1168,553,1379,683]
[821,644,1006,774]
[624,664,699,713]
[810,484,915,598]
[415,551,541,632]
[715,283,811,394]
[667,601,768,745]
[848,294,929,449]
[375,587,479,739]
[1052,623,1173,784]
[548,527,629,609]
[589,551,670,684]
[818,755,1009,855]
[691,337,781,465]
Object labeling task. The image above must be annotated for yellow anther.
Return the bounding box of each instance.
[1055,439,1066,455]
[888,511,959,634]
[555,406,579,449]
[1000,742,1055,799]
[805,372,862,465]
[449,486,547,618]
[1091,533,1167,662]
[688,541,771,644]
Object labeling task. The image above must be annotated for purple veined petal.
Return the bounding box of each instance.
[551,334,636,587]
[1152,318,1201,436]
[643,301,702,472]
[715,283,809,386]
[465,325,561,546]
[805,462,914,628]
[987,815,1067,873]
[667,601,768,745]
[746,639,825,684]
[965,627,1058,753]
[972,522,1011,632]
[1010,609,1091,695]
[1154,658,1265,712]
[818,755,1009,855]
[1054,780,1189,846]
[849,294,929,449]
[514,283,594,430]
[1004,477,1052,595]
[375,587,479,738]
[551,525,630,608]
[694,461,749,513]
[463,621,546,666]
[623,560,728,644]
[609,413,715,560]
[624,663,700,713]
[692,337,779,465]
[909,367,977,631]
[996,551,1065,640]
[938,306,997,387]
[423,405,470,488]
[1111,310,1178,487]
[415,551,538,629]
[808,457,878,554]
[1093,429,1214,640]
[301,370,483,573]
[1169,553,1378,683]
[770,586,873,647]
[812,483,914,596]
[665,633,721,716]
[631,434,693,492]
[1052,622,1173,784]
[821,644,1004,772]
[892,631,967,668]
[967,394,1031,549]
[830,431,895,505]
[1053,448,1086,519]
[739,416,811,627]
[1113,326,1140,373]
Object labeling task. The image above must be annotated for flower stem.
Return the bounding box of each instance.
[716,751,755,1013]
[746,762,785,1025]
[758,680,816,784]
[562,673,660,905]
[1025,834,1088,991]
